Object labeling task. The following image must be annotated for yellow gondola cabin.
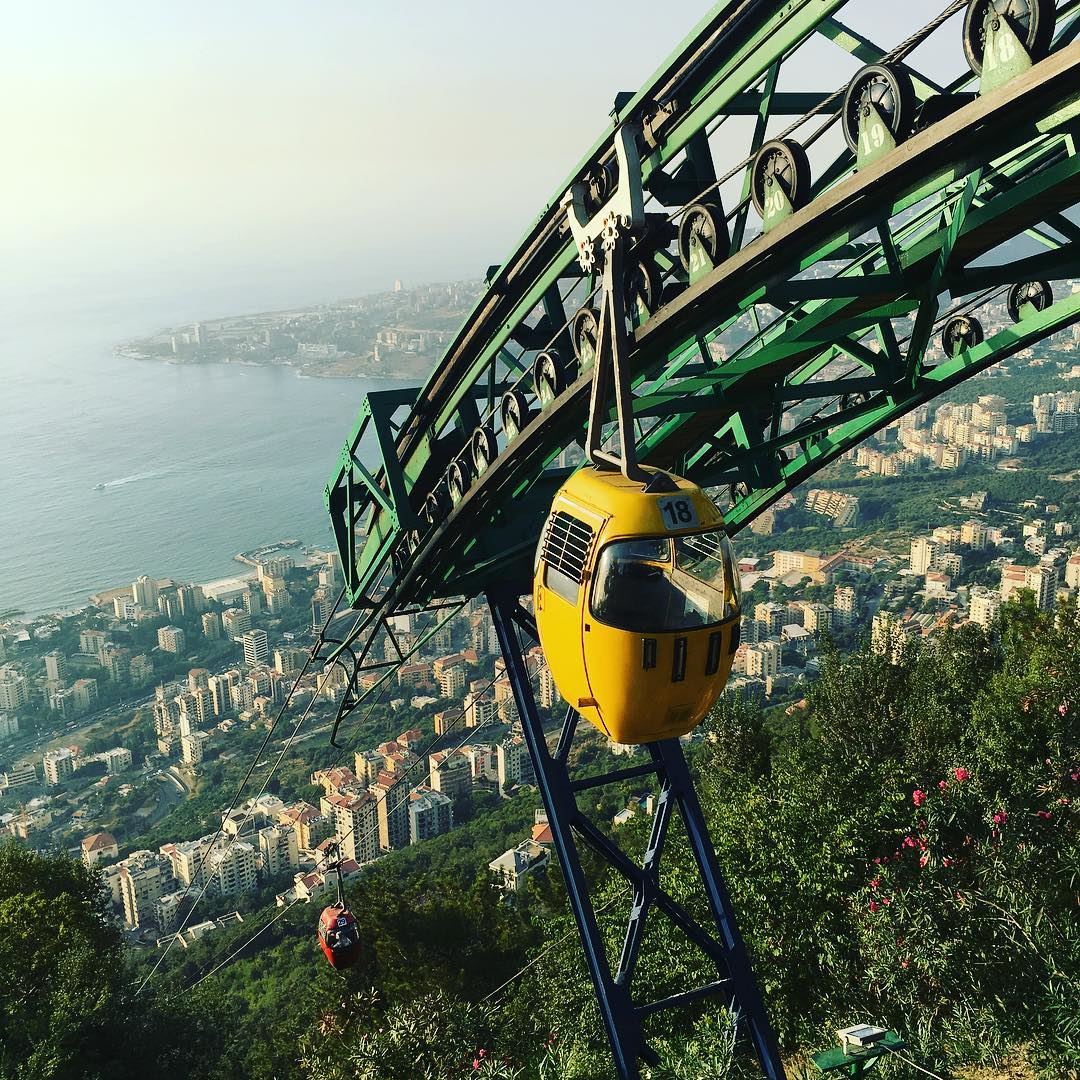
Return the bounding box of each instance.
[533,465,741,744]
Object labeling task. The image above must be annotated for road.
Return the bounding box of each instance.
[145,768,188,827]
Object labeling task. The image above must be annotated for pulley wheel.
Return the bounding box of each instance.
[963,0,1054,75]
[501,389,532,441]
[571,306,601,368]
[424,488,450,525]
[584,162,616,215]
[471,424,499,474]
[1007,280,1053,322]
[941,314,985,355]
[750,139,812,217]
[841,63,916,153]
[677,202,730,274]
[446,459,471,505]
[533,350,573,408]
[625,257,664,317]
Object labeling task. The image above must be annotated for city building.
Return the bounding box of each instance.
[240,629,269,668]
[0,762,37,793]
[44,651,68,685]
[538,664,559,709]
[71,678,98,712]
[407,787,453,843]
[207,840,258,895]
[832,585,858,626]
[433,708,464,737]
[181,731,210,766]
[79,629,109,661]
[488,839,549,892]
[1000,563,1057,611]
[222,608,252,639]
[201,611,223,641]
[101,747,133,774]
[160,835,216,888]
[118,850,173,929]
[871,611,912,663]
[157,626,187,654]
[81,831,119,868]
[278,802,333,854]
[0,668,29,711]
[369,772,411,852]
[0,713,19,740]
[464,683,498,728]
[910,538,938,576]
[132,575,160,610]
[154,891,186,935]
[428,748,473,801]
[323,791,379,863]
[497,736,534,794]
[745,642,782,680]
[1065,553,1080,590]
[801,603,832,635]
[263,576,290,614]
[43,747,75,786]
[435,661,467,699]
[969,587,1002,628]
[257,823,300,876]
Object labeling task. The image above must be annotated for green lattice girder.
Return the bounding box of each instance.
[327,1,1080,617]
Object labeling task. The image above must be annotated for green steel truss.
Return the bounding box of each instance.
[326,0,1080,648]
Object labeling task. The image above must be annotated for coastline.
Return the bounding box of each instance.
[112,346,422,382]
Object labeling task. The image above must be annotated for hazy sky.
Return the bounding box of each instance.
[3,1,959,314]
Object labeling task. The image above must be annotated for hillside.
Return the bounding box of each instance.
[2,598,1076,1079]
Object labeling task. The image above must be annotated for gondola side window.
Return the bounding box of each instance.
[591,528,737,632]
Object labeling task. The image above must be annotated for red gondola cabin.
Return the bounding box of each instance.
[318,903,361,969]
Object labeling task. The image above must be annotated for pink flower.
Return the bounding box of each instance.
[919,855,928,868]
[869,900,880,913]
[870,878,881,889]
[903,835,917,849]
[900,959,909,969]
[938,780,948,791]
[1036,810,1053,820]
[882,896,891,906]
[1060,797,1070,806]
[1059,703,1069,716]
[872,857,882,865]
[942,857,953,868]
[912,789,927,807]
[954,767,970,782]
[992,811,1008,825]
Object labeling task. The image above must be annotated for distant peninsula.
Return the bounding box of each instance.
[115,279,480,380]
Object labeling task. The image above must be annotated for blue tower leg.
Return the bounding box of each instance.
[488,593,785,1080]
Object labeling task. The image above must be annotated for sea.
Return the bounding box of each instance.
[0,275,404,619]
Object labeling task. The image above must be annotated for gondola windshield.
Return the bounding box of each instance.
[590,527,739,633]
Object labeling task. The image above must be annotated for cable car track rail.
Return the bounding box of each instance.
[328,35,1080,650]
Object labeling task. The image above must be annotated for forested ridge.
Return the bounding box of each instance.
[2,599,1076,1079]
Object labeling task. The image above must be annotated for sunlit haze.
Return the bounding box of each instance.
[3,1,944,315]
